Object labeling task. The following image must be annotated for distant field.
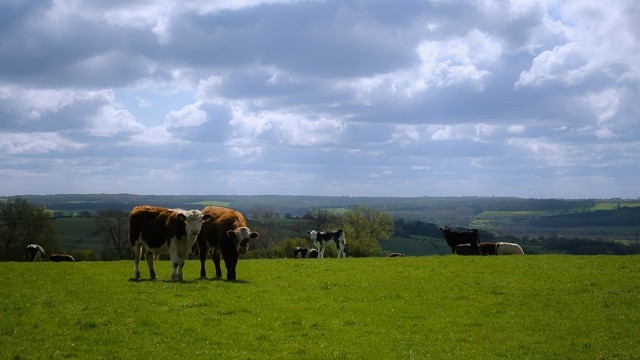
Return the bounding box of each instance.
[53,217,102,251]
[190,200,231,207]
[2,256,639,359]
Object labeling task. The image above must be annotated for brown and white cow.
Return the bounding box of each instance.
[129,205,209,281]
[195,206,259,281]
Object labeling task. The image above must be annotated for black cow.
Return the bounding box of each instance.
[440,227,480,254]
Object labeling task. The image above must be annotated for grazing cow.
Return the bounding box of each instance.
[440,227,480,253]
[480,242,497,255]
[306,248,319,258]
[389,252,405,257]
[496,242,525,255]
[294,247,309,259]
[195,206,259,281]
[307,229,346,258]
[129,205,209,281]
[50,254,75,262]
[26,244,46,262]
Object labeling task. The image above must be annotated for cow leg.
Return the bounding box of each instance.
[224,255,238,281]
[198,241,208,279]
[168,240,185,282]
[212,249,223,279]
[318,245,325,259]
[144,251,156,280]
[132,248,140,280]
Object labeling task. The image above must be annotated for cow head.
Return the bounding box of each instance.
[226,227,259,254]
[175,209,211,243]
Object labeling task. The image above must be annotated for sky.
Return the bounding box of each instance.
[1,0,639,199]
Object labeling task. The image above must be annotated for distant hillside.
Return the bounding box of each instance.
[529,206,640,227]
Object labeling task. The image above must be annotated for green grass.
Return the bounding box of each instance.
[2,256,639,359]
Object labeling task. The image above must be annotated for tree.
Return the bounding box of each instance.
[0,197,58,261]
[341,206,394,257]
[94,209,129,260]
[248,206,283,257]
[303,208,341,232]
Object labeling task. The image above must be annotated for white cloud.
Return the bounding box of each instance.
[0,132,84,154]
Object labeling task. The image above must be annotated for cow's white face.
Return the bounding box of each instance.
[227,227,259,254]
[175,209,206,239]
[308,230,318,241]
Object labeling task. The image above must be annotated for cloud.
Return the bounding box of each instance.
[0,0,639,198]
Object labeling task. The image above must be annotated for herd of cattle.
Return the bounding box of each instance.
[440,227,525,255]
[25,205,524,281]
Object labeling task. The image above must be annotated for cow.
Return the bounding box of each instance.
[306,248,319,258]
[496,242,525,255]
[50,254,75,262]
[307,229,346,258]
[294,247,309,259]
[26,244,46,262]
[389,252,405,257]
[129,205,209,281]
[454,243,482,256]
[480,242,497,255]
[440,227,480,253]
[195,206,259,281]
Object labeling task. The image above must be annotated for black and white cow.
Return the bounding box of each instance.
[306,248,319,258]
[294,246,309,259]
[26,244,46,262]
[307,229,346,258]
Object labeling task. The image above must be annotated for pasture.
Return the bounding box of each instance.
[2,256,639,359]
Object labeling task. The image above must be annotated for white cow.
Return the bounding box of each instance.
[496,242,525,255]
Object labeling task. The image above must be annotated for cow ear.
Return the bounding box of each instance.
[226,230,235,238]
[177,213,186,220]
[203,214,212,221]
[250,232,259,239]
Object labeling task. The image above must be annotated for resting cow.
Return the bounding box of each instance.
[306,248,319,258]
[129,205,209,281]
[26,244,46,262]
[480,242,497,255]
[440,227,480,253]
[496,242,525,255]
[389,252,405,257]
[307,229,346,258]
[195,206,259,281]
[454,243,482,256]
[294,247,309,259]
[50,254,75,262]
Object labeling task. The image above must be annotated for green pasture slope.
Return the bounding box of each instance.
[2,256,639,359]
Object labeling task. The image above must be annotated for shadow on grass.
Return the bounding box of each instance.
[127,277,249,284]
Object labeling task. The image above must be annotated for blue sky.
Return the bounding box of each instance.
[1,0,638,198]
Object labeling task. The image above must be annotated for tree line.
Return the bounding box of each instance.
[1,198,395,261]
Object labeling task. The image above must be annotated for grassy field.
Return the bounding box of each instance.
[2,256,639,359]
